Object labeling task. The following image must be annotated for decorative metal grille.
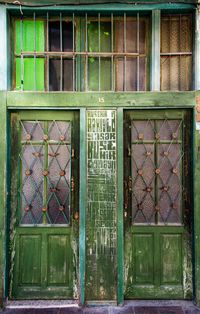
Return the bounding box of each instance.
[160,14,192,91]
[19,120,72,225]
[14,13,149,91]
[131,119,184,225]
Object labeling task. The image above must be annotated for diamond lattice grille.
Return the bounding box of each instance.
[19,120,71,225]
[131,119,183,225]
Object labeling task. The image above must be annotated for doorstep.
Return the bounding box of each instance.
[1,300,200,314]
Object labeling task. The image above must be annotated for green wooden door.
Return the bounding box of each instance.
[10,110,79,299]
[124,109,192,299]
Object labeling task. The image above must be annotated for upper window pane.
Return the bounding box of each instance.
[160,14,192,91]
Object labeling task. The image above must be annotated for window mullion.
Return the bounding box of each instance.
[151,9,160,91]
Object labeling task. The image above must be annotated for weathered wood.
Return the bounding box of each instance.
[0,0,198,6]
[0,92,7,306]
[6,91,196,108]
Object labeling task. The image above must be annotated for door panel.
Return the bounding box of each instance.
[124,110,192,300]
[10,111,79,299]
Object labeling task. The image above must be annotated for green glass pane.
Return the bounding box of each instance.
[87,21,111,52]
[88,57,111,91]
[15,20,45,53]
[15,58,45,91]
[15,58,21,90]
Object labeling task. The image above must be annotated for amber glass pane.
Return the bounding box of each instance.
[161,56,192,91]
[161,15,192,91]
[115,18,147,53]
[161,15,192,53]
[116,57,146,91]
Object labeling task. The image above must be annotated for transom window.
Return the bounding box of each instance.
[160,14,192,91]
[13,13,149,91]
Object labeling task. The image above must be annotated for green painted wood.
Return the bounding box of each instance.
[161,234,182,284]
[85,110,117,301]
[15,20,44,54]
[125,227,186,299]
[19,235,41,284]
[151,10,160,91]
[0,92,7,305]
[134,234,154,284]
[6,91,196,109]
[15,58,45,91]
[15,19,45,91]
[0,7,7,90]
[79,108,86,305]
[194,109,200,306]
[117,108,124,305]
[47,235,70,285]
[4,3,197,12]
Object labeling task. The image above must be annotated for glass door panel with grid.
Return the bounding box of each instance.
[10,111,79,299]
[124,110,192,299]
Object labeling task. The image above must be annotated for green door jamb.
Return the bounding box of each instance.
[0,6,8,91]
[195,7,200,90]
[117,108,124,305]
[79,108,86,305]
[194,106,200,306]
[0,92,7,306]
[151,10,160,91]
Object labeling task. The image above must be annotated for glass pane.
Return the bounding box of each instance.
[88,21,111,52]
[131,120,154,141]
[63,59,73,91]
[15,20,45,54]
[156,120,182,141]
[49,58,74,91]
[115,57,146,91]
[88,57,111,91]
[48,144,71,224]
[15,58,45,91]
[161,56,192,91]
[48,121,71,141]
[132,144,155,224]
[21,145,44,224]
[49,21,60,51]
[63,21,73,52]
[161,15,192,53]
[21,121,44,141]
[180,16,192,52]
[115,18,147,53]
[49,21,73,52]
[49,59,60,91]
[157,144,182,224]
